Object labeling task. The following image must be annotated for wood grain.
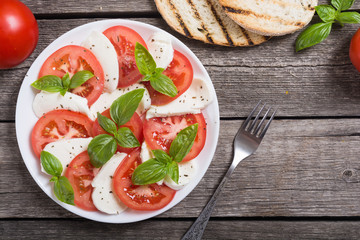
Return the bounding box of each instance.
[2,118,360,218]
[1,18,360,121]
[2,219,360,239]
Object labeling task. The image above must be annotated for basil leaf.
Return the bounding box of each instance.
[69,70,94,89]
[97,112,117,135]
[152,149,172,163]
[336,12,360,24]
[88,134,117,168]
[131,158,168,185]
[150,73,178,97]
[135,42,156,75]
[167,161,179,184]
[315,5,336,22]
[331,0,354,11]
[40,151,63,177]
[62,73,71,90]
[31,75,64,93]
[115,127,140,148]
[53,176,75,205]
[110,89,145,126]
[295,22,332,52]
[169,123,198,162]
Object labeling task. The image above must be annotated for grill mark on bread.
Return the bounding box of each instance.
[187,0,214,44]
[168,0,192,38]
[239,28,253,45]
[222,5,308,27]
[207,0,234,46]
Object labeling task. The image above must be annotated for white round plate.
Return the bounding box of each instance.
[16,19,219,223]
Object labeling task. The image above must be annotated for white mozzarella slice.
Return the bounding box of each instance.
[33,91,94,120]
[146,78,213,119]
[140,141,164,185]
[164,160,197,190]
[41,138,92,175]
[82,31,119,92]
[90,83,151,119]
[91,152,128,214]
[147,32,174,69]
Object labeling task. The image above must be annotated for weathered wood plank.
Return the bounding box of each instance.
[1,18,360,121]
[21,0,360,14]
[2,119,360,218]
[2,220,360,240]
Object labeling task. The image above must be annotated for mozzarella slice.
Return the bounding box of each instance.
[82,31,119,92]
[140,141,164,185]
[41,138,93,175]
[33,91,94,120]
[146,78,213,119]
[90,83,151,119]
[147,32,174,69]
[164,160,197,190]
[91,152,128,214]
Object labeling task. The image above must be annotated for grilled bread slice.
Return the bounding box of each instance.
[154,0,270,46]
[219,0,318,36]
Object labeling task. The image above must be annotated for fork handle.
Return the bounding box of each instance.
[181,165,235,240]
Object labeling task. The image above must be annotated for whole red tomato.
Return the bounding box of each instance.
[350,28,360,72]
[0,0,38,69]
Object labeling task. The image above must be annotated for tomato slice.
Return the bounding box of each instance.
[65,151,99,211]
[145,50,193,106]
[92,109,143,154]
[31,110,93,158]
[113,148,176,210]
[143,113,206,162]
[103,26,147,88]
[38,45,104,106]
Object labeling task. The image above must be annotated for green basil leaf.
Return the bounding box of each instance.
[135,42,156,75]
[53,176,75,205]
[152,149,172,163]
[97,112,117,135]
[131,158,168,185]
[295,22,332,52]
[62,73,71,90]
[150,73,178,97]
[336,12,360,24]
[315,5,336,22]
[40,151,63,177]
[31,75,64,93]
[167,161,179,184]
[115,127,140,148]
[110,89,145,126]
[87,134,117,168]
[69,70,94,89]
[331,0,354,11]
[169,123,198,162]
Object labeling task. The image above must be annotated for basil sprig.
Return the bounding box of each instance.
[40,151,74,205]
[31,70,94,96]
[296,0,360,51]
[134,42,178,97]
[132,123,198,185]
[87,89,144,168]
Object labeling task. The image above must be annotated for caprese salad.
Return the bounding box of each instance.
[30,25,213,214]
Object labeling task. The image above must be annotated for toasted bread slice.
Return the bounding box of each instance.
[219,0,318,36]
[154,0,270,46]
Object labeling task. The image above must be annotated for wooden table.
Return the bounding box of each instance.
[2,0,360,239]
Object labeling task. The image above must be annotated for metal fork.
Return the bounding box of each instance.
[182,101,277,240]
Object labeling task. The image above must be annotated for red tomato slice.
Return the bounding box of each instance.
[113,148,176,210]
[31,110,93,158]
[65,151,99,211]
[103,26,147,88]
[92,109,143,154]
[143,113,206,162]
[145,50,193,106]
[38,45,104,106]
